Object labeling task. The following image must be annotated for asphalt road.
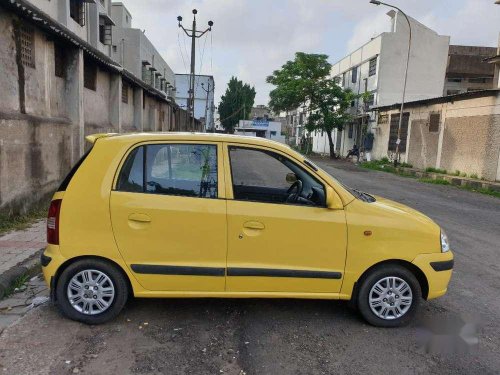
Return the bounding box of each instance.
[0,159,499,375]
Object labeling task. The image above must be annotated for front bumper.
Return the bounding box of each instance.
[412,251,454,300]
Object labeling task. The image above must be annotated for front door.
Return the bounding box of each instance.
[224,144,347,294]
[110,141,226,292]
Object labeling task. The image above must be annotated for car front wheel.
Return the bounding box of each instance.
[357,264,421,327]
[55,259,128,324]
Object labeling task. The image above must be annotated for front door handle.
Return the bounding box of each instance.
[243,221,265,230]
[128,213,151,223]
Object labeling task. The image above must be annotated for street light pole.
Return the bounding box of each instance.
[177,10,213,132]
[201,81,215,132]
[370,0,412,166]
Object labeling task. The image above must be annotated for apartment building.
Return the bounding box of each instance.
[174,74,215,131]
[110,2,175,98]
[0,0,197,216]
[29,0,114,56]
[310,10,450,157]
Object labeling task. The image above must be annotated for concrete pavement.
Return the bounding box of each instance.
[0,220,45,276]
[0,160,499,374]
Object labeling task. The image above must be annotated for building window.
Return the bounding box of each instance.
[348,124,353,139]
[99,16,113,45]
[364,93,375,108]
[54,43,66,78]
[84,58,97,91]
[446,90,460,96]
[122,80,129,104]
[447,78,462,83]
[468,77,490,84]
[342,72,346,87]
[369,57,377,77]
[351,66,358,84]
[429,113,440,133]
[112,45,117,52]
[334,76,341,85]
[69,0,85,26]
[378,114,388,124]
[388,113,409,152]
[20,25,35,68]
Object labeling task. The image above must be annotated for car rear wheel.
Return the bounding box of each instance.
[357,264,421,327]
[55,259,128,324]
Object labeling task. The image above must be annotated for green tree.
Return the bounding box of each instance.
[267,52,354,158]
[218,77,256,133]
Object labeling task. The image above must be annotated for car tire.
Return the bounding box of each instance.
[357,264,421,328]
[55,259,128,325]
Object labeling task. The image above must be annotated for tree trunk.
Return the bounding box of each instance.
[326,130,336,159]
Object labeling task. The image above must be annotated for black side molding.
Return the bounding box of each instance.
[430,259,454,272]
[131,264,225,277]
[227,268,342,279]
[40,253,52,267]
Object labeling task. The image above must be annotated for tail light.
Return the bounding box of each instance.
[47,199,62,245]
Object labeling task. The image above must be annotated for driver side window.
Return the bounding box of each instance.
[229,146,325,206]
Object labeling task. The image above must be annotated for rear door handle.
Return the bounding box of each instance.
[128,213,151,223]
[243,221,265,230]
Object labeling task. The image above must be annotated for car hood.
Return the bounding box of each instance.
[371,195,438,227]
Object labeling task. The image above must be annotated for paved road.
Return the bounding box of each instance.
[0,159,499,375]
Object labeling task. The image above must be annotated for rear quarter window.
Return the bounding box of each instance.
[58,148,92,191]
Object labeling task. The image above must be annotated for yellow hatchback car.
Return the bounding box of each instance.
[42,133,453,327]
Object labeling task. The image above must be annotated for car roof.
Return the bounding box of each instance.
[88,132,291,150]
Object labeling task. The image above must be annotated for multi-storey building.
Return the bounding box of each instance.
[110,2,175,98]
[30,0,115,56]
[308,12,499,159]
[312,10,450,157]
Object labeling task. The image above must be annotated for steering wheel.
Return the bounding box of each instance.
[286,180,303,203]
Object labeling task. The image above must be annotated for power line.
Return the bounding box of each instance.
[177,28,188,73]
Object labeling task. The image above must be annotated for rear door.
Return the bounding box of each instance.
[110,141,227,292]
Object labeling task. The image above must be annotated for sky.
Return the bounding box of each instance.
[120,0,500,106]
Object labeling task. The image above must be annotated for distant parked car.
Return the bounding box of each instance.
[42,133,453,327]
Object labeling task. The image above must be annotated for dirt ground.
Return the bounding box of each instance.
[0,159,498,375]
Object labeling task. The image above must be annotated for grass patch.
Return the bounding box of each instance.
[0,204,48,235]
[419,178,451,185]
[425,167,447,174]
[360,159,500,199]
[5,274,30,298]
[462,186,500,198]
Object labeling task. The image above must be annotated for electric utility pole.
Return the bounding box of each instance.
[177,10,213,131]
[201,81,215,132]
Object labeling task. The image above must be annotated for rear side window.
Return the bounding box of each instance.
[116,144,218,199]
[116,147,144,193]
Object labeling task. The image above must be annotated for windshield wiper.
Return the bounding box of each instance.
[352,188,376,203]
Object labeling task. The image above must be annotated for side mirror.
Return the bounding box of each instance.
[285,172,298,184]
[326,186,343,209]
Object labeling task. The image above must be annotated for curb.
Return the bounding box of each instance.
[0,249,43,299]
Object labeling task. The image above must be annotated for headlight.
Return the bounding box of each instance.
[441,230,450,252]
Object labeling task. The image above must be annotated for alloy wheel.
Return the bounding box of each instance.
[67,269,115,315]
[368,276,413,320]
